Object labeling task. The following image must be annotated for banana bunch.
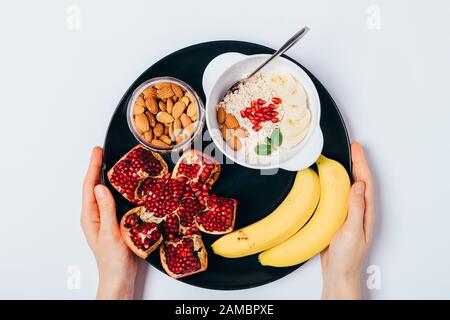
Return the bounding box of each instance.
[212,155,350,267]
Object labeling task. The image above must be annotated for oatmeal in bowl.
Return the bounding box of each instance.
[216,72,311,164]
[203,52,323,171]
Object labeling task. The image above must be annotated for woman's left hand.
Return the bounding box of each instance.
[81,146,137,300]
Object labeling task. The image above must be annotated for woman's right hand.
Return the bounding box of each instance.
[321,142,375,299]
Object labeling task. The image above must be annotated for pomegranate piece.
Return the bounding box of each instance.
[271,97,282,104]
[172,150,220,187]
[257,98,266,105]
[160,234,208,279]
[120,207,163,259]
[144,177,186,217]
[177,197,204,228]
[108,145,168,205]
[160,213,181,240]
[196,196,237,235]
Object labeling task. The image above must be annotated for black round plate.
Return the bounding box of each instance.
[102,41,351,290]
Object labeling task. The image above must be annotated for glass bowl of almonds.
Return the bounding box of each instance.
[127,77,205,153]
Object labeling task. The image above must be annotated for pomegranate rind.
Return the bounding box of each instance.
[196,197,237,235]
[120,206,163,259]
[107,145,169,204]
[159,234,208,279]
[171,149,221,186]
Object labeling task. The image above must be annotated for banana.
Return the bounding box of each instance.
[259,155,350,267]
[268,71,311,149]
[280,109,311,138]
[283,103,309,121]
[283,82,307,106]
[268,72,298,96]
[211,168,320,258]
[282,126,310,149]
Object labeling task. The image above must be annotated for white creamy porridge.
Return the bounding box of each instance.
[217,72,311,164]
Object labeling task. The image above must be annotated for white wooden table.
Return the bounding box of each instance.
[0,0,449,299]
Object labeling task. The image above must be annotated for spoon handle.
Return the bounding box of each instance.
[247,26,310,79]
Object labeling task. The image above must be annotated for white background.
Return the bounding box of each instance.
[0,0,449,299]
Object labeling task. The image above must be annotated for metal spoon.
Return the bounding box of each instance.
[226,26,310,95]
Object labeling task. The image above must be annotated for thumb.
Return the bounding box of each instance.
[94,184,118,232]
[346,181,365,230]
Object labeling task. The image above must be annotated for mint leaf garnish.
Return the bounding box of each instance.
[270,129,283,147]
[255,144,272,155]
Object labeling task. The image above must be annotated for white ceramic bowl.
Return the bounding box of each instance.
[202,52,323,171]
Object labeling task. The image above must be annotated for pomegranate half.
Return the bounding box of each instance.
[196,196,237,235]
[160,234,208,279]
[107,145,168,205]
[120,206,163,259]
[172,149,221,188]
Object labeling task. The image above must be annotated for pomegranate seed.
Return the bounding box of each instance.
[257,99,266,105]
[240,110,246,118]
[271,118,279,123]
[251,100,257,108]
[250,119,260,126]
[250,107,256,113]
[272,97,281,104]
[252,125,261,131]
[264,114,272,120]
[245,107,252,113]
[271,111,279,116]
[268,103,277,109]
[261,107,271,114]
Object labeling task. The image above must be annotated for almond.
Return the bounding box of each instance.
[173,118,182,132]
[221,126,232,141]
[157,86,174,99]
[153,123,164,137]
[151,139,170,148]
[169,123,175,140]
[184,122,196,137]
[159,135,172,145]
[217,106,225,124]
[186,103,197,118]
[164,124,169,135]
[145,111,156,127]
[134,104,145,115]
[180,96,190,106]
[135,114,149,132]
[185,92,195,103]
[176,134,187,145]
[189,112,198,121]
[180,113,192,128]
[143,87,156,99]
[154,82,171,90]
[229,136,241,151]
[156,112,174,124]
[144,130,153,142]
[145,97,158,114]
[158,101,167,112]
[166,99,174,114]
[225,113,239,129]
[171,84,184,98]
[136,95,146,106]
[172,101,186,119]
[234,127,249,138]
